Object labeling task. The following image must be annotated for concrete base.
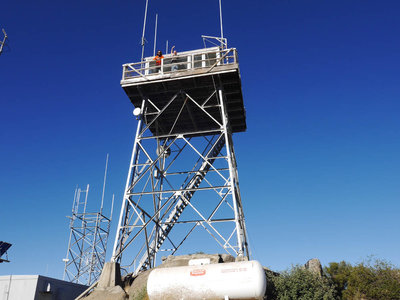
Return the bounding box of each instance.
[97,262,122,289]
[77,262,128,300]
[83,285,127,300]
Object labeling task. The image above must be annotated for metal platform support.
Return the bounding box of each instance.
[111,77,249,274]
[63,185,114,285]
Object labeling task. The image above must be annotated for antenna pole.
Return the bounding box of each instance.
[110,194,115,221]
[100,153,109,214]
[0,29,8,56]
[153,13,158,56]
[141,0,149,62]
[166,40,168,54]
[219,0,224,46]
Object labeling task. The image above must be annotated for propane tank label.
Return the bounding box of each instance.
[221,267,248,273]
[190,269,206,276]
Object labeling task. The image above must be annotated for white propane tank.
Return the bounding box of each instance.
[147,260,266,300]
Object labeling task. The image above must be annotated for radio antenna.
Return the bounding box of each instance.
[153,13,158,56]
[100,153,109,214]
[0,29,8,56]
[219,0,224,45]
[140,0,149,62]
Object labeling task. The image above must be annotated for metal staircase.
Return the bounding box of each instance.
[135,136,225,274]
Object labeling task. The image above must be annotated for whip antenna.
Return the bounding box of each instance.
[219,0,224,45]
[100,153,109,214]
[153,13,158,56]
[141,0,149,62]
[0,29,8,56]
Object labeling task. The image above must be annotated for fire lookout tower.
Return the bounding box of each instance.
[112,43,250,275]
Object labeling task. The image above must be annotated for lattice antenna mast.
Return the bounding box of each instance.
[63,157,114,285]
[0,29,8,56]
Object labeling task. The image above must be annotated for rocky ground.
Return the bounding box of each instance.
[77,254,322,300]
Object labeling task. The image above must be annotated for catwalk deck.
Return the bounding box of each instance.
[121,47,246,135]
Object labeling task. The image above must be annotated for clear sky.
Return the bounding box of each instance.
[1,0,399,279]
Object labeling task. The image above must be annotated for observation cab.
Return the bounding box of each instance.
[120,45,246,135]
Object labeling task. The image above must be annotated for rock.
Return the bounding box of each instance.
[235,255,249,262]
[80,262,128,300]
[304,258,323,277]
[127,270,151,300]
[83,285,128,300]
[158,253,235,268]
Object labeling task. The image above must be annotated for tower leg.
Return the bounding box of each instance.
[218,86,249,259]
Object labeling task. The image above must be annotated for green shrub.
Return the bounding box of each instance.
[324,261,353,298]
[269,266,338,300]
[325,258,400,300]
[345,258,400,300]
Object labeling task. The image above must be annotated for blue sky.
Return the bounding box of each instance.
[1,0,399,279]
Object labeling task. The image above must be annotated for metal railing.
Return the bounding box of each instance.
[122,48,238,81]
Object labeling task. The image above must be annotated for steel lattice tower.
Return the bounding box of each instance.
[112,46,249,275]
[63,185,114,285]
